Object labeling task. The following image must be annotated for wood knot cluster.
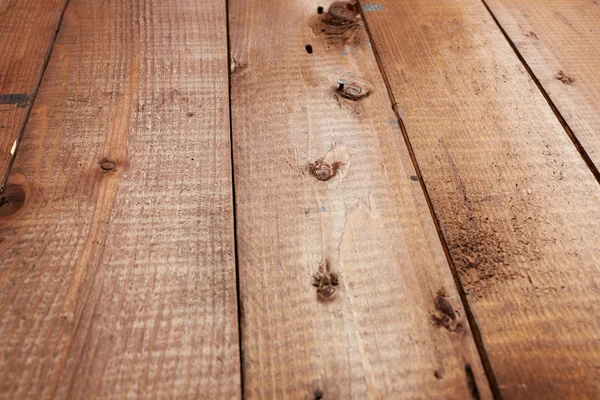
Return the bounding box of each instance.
[309,159,342,181]
[312,260,339,300]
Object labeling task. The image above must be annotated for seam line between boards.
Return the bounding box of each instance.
[356,2,503,399]
[480,0,600,185]
[0,0,71,194]
[224,0,245,397]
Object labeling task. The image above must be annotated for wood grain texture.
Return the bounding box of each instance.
[229,1,492,398]
[0,0,240,398]
[0,0,68,191]
[360,0,600,398]
[484,0,600,173]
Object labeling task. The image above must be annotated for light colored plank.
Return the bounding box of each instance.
[229,0,492,398]
[484,0,600,174]
[360,0,600,398]
[0,0,240,398]
[0,0,67,192]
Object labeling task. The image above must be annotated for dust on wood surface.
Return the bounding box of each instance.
[361,0,600,398]
[0,0,240,398]
[0,0,68,193]
[484,0,600,176]
[229,0,492,398]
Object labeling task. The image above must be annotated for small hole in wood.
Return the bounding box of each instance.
[317,6,324,14]
[305,44,313,54]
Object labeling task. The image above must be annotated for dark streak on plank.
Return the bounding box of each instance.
[0,94,30,108]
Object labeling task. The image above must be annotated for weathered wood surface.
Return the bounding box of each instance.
[0,0,240,398]
[229,0,492,398]
[361,0,600,398]
[485,0,600,175]
[0,0,68,192]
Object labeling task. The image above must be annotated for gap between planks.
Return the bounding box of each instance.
[359,0,600,398]
[228,0,492,398]
[0,0,71,195]
[224,0,246,394]
[355,1,503,398]
[479,0,600,186]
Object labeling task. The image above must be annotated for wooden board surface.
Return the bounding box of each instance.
[484,0,600,175]
[0,0,68,192]
[361,0,600,398]
[229,0,492,398]
[0,0,240,398]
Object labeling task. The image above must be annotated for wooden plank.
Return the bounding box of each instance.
[484,0,600,175]
[0,0,68,192]
[229,1,492,398]
[360,0,600,398]
[0,0,240,398]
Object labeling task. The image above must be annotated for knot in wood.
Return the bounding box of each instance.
[314,389,324,400]
[337,81,370,101]
[317,285,336,299]
[0,185,26,217]
[310,1,361,48]
[309,160,341,181]
[328,1,359,21]
[312,260,339,301]
[556,70,574,85]
[100,160,117,171]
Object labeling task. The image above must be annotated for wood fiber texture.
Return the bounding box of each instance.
[484,0,600,173]
[361,0,600,398]
[0,0,240,398]
[229,0,492,398]
[0,0,68,190]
